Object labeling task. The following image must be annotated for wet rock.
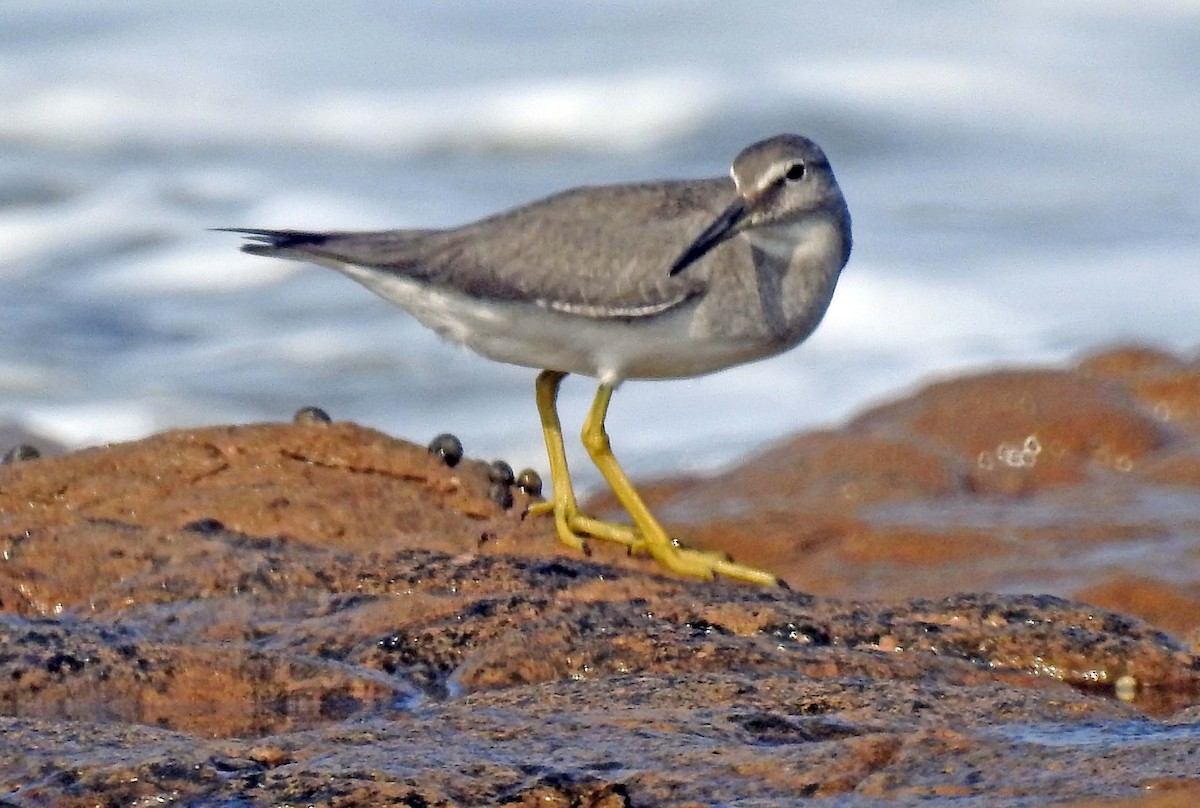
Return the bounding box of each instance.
[0,345,1197,805]
[851,368,1170,494]
[0,614,399,737]
[601,347,1200,632]
[1074,575,1200,649]
[1078,345,1200,436]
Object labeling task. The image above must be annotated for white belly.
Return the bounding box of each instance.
[336,263,776,385]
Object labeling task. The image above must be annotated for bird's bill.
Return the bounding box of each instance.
[668,198,750,276]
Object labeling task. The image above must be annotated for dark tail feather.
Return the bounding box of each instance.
[212,228,332,255]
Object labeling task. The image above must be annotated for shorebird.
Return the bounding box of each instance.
[225,133,851,586]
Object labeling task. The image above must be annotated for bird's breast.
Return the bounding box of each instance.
[688,216,845,347]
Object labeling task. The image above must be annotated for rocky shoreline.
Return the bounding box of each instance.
[1,344,1197,805]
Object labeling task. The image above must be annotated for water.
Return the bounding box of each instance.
[2,2,1197,487]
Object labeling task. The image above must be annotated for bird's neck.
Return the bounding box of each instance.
[746,215,846,342]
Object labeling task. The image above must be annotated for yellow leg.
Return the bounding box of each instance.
[525,370,641,551]
[578,381,781,587]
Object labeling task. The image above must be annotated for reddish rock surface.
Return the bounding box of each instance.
[0,344,1197,806]
[610,345,1200,644]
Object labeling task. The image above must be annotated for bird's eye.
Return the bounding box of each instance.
[784,162,806,182]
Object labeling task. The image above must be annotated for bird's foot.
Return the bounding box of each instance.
[661,544,782,587]
[523,501,781,587]
[523,500,639,552]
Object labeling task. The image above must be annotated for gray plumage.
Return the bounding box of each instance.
[225,133,851,384]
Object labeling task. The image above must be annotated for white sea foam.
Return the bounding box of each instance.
[1,2,1196,481]
[88,244,293,295]
[21,401,171,448]
[0,73,724,156]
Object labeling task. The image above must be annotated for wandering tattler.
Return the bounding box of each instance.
[225,133,852,587]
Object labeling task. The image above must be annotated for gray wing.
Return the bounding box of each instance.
[226,177,735,319]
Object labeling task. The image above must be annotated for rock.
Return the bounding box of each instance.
[0,346,1197,805]
[600,348,1200,629]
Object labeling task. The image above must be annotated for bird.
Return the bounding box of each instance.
[223,133,851,587]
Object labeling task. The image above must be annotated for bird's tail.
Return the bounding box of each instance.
[213,228,332,257]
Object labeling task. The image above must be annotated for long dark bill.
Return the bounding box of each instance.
[668,198,749,276]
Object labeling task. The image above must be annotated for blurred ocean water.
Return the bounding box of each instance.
[1,1,1197,485]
